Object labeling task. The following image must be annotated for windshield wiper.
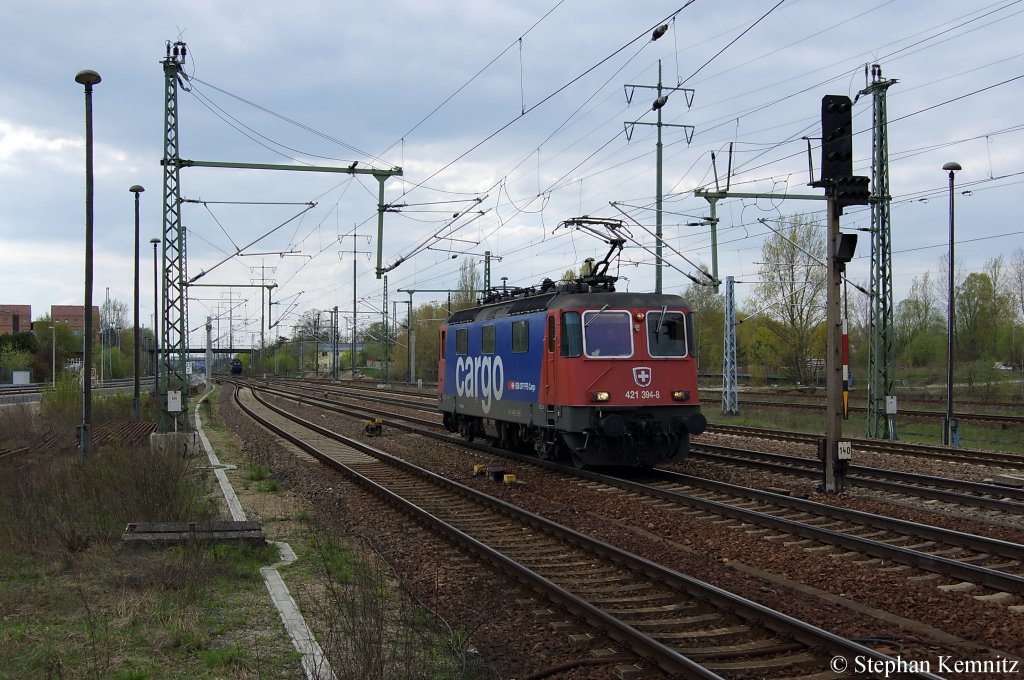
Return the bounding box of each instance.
[654,305,667,343]
[585,304,609,327]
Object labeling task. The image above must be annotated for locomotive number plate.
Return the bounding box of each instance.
[625,389,660,399]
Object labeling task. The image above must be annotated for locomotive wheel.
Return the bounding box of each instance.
[459,417,476,442]
[536,443,553,461]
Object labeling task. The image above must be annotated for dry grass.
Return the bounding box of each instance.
[0,396,301,679]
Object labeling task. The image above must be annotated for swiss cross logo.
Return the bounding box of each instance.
[633,367,652,387]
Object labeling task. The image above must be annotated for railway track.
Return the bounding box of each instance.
[232,382,941,679]
[0,378,155,405]
[249,378,1024,519]
[709,397,1024,427]
[606,469,1024,604]
[706,424,1024,469]
[691,442,1024,515]
[247,381,1024,604]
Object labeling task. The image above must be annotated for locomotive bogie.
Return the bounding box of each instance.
[438,291,706,468]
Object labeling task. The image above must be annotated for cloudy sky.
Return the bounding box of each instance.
[2,0,1022,349]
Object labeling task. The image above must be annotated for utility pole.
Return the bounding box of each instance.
[382,276,389,383]
[861,64,898,440]
[251,261,276,375]
[722,276,738,415]
[340,233,371,375]
[159,41,190,432]
[205,316,212,390]
[624,60,694,293]
[328,306,339,380]
[405,291,414,384]
[157,38,401,430]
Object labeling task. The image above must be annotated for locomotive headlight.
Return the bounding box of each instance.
[671,390,690,401]
[591,390,611,402]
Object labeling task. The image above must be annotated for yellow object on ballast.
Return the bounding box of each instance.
[503,474,517,485]
[473,464,486,475]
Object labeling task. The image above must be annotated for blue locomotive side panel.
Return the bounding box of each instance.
[442,311,544,416]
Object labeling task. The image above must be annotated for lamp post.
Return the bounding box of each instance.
[942,161,961,447]
[151,238,160,394]
[50,326,56,387]
[130,185,145,419]
[75,68,101,456]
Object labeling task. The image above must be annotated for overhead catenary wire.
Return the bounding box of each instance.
[177,3,1024,322]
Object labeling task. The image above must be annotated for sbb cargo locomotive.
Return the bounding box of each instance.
[438,229,705,467]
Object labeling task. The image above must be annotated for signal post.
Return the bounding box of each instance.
[818,95,870,492]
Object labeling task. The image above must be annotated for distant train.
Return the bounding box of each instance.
[230,358,244,375]
[438,278,705,467]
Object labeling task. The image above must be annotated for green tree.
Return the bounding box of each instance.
[956,271,1008,362]
[410,301,448,382]
[681,279,723,376]
[895,273,943,368]
[750,214,826,383]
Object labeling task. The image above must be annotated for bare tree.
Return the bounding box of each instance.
[450,259,481,310]
[100,298,129,348]
[1010,248,1024,322]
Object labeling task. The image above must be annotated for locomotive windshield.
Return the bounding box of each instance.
[646,309,689,357]
[582,310,632,357]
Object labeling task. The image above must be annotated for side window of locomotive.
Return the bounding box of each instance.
[512,320,528,353]
[686,311,697,358]
[583,310,631,357]
[482,325,496,354]
[547,316,555,353]
[646,310,688,357]
[456,328,468,355]
[560,311,582,357]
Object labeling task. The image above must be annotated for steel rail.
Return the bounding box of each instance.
[232,383,941,679]
[691,445,1024,514]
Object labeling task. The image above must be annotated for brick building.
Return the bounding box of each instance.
[0,305,31,335]
[50,305,101,343]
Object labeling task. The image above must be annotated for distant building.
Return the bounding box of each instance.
[50,305,101,344]
[0,304,31,335]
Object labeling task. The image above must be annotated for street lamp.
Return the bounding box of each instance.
[942,161,962,447]
[75,68,101,456]
[130,185,145,420]
[151,237,160,394]
[50,326,56,387]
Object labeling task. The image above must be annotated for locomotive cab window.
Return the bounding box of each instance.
[455,328,468,355]
[646,309,689,357]
[582,310,632,358]
[560,311,582,357]
[512,320,529,353]
[482,325,496,354]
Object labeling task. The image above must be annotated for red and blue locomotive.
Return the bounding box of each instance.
[438,227,705,467]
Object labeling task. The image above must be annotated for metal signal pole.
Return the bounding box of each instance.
[824,194,843,493]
